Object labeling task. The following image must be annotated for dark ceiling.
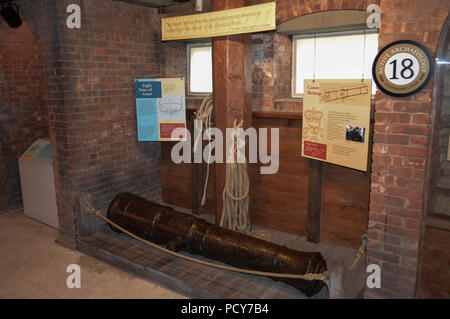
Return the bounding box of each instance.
[113,0,194,7]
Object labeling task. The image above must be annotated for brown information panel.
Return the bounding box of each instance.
[161,2,276,41]
[301,79,372,171]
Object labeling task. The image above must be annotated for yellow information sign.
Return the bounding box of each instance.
[161,2,276,41]
[447,135,450,161]
[301,79,372,171]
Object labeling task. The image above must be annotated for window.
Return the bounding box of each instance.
[292,31,379,97]
[187,43,212,95]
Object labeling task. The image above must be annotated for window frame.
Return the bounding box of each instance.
[187,42,213,96]
[291,29,379,99]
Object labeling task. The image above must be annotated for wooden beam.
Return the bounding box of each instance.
[306,159,323,242]
[160,1,195,13]
[212,0,252,224]
[111,0,173,8]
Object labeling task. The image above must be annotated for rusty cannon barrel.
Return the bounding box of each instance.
[107,192,327,297]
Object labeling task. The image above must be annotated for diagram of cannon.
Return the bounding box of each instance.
[321,84,369,103]
[158,97,184,116]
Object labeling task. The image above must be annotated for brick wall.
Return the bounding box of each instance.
[0,19,48,213]
[3,0,448,298]
[252,32,294,112]
[365,0,449,298]
[15,0,163,248]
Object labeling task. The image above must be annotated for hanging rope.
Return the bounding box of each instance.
[220,119,251,233]
[193,95,214,206]
[349,234,368,271]
[85,202,327,281]
[218,119,270,241]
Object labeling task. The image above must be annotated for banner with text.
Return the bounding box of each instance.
[161,2,276,41]
[301,79,372,171]
[135,78,186,142]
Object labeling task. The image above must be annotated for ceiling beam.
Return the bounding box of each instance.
[110,0,175,8]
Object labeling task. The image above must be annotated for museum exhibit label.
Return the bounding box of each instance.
[135,78,186,142]
[161,2,276,41]
[372,40,434,97]
[301,79,372,171]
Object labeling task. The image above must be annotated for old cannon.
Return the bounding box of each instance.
[107,192,328,297]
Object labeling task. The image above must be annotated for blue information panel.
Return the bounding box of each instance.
[135,78,186,141]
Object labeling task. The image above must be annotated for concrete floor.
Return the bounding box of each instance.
[0,211,186,299]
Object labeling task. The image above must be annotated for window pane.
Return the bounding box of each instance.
[295,33,379,95]
[190,46,212,93]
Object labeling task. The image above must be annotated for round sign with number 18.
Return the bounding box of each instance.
[372,40,434,97]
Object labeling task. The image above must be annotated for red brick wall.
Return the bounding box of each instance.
[0,19,48,212]
[366,0,449,298]
[15,0,163,247]
[252,32,294,112]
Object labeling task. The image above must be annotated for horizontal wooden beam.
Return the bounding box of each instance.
[426,213,450,232]
[187,108,303,120]
[111,0,175,8]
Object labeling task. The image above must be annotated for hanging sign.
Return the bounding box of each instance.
[135,78,186,141]
[447,134,450,161]
[161,2,276,41]
[301,79,372,171]
[372,40,434,97]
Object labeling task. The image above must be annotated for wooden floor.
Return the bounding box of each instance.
[78,209,362,299]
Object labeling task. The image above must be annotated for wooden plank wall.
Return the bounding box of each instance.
[161,112,217,215]
[419,218,450,298]
[161,112,371,249]
[161,142,217,214]
[251,117,309,236]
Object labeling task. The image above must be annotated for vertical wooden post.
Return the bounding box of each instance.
[212,0,252,224]
[191,112,204,215]
[306,159,323,242]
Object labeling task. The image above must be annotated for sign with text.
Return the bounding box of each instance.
[161,2,276,41]
[301,79,372,171]
[135,78,186,142]
[372,40,433,97]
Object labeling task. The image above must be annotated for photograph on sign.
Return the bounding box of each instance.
[135,78,186,142]
[301,79,372,171]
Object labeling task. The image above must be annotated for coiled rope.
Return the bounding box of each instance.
[193,95,214,207]
[85,202,327,281]
[218,119,270,241]
[220,119,251,232]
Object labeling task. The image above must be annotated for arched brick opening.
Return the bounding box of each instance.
[417,15,450,299]
[0,17,49,213]
[275,0,376,25]
[12,0,164,249]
